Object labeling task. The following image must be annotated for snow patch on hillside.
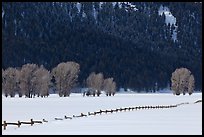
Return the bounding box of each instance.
[158,5,178,42]
[76,2,81,13]
[118,2,138,11]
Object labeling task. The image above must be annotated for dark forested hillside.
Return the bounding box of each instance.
[2,2,202,91]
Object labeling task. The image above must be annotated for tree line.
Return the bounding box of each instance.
[2,61,195,98]
[2,62,116,98]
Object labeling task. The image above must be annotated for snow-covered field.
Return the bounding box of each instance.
[2,92,202,135]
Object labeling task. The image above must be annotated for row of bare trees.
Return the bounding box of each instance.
[86,72,116,96]
[171,68,195,95]
[2,61,80,98]
[2,62,117,98]
[2,64,49,98]
[4,64,193,98]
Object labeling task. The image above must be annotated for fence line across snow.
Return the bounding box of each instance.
[2,99,201,130]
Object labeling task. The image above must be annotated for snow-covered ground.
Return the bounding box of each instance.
[2,92,202,135]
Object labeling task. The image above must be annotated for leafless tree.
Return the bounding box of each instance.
[86,72,104,96]
[103,77,116,96]
[51,61,80,97]
[33,65,50,97]
[171,69,180,95]
[188,75,195,95]
[111,81,116,96]
[86,72,96,95]
[171,68,195,95]
[103,78,111,96]
[2,67,20,97]
[19,63,39,98]
[2,69,6,96]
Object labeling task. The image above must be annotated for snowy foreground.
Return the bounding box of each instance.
[2,92,202,135]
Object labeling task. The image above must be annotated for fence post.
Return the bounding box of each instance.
[3,121,6,130]
[31,119,34,126]
[18,121,21,127]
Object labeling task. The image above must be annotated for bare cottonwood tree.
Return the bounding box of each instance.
[171,68,195,95]
[19,63,39,98]
[171,69,180,95]
[103,77,116,96]
[2,69,6,96]
[33,65,50,97]
[86,72,104,96]
[111,81,116,96]
[2,68,20,97]
[52,61,80,97]
[86,72,95,92]
[188,75,195,95]
[181,68,191,95]
[103,78,110,96]
[2,68,10,97]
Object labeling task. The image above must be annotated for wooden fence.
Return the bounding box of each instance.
[2,99,201,130]
[2,119,45,130]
